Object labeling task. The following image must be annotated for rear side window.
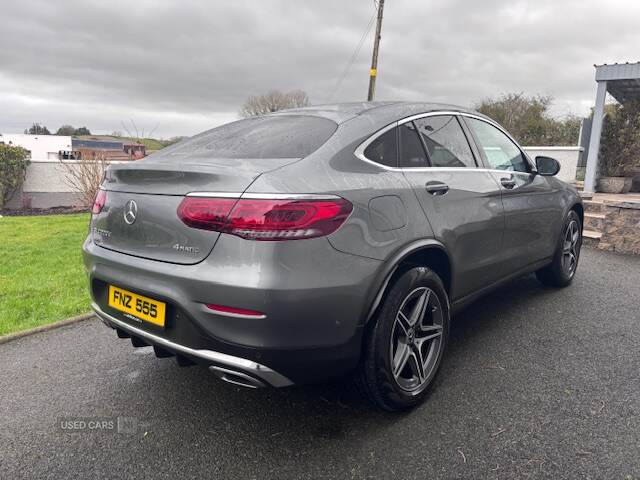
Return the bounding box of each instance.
[364,127,398,168]
[399,122,428,168]
[162,115,337,159]
[414,116,476,168]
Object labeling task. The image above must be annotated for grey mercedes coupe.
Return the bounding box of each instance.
[84,102,583,411]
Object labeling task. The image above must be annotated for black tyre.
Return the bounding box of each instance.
[536,209,582,288]
[356,266,450,411]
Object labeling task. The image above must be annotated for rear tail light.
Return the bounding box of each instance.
[92,189,107,214]
[177,195,352,241]
[176,197,236,231]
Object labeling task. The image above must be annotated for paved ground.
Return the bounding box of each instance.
[1,248,639,479]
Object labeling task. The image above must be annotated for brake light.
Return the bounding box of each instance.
[92,189,107,214]
[177,196,352,241]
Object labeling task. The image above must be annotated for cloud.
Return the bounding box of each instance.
[1,0,638,137]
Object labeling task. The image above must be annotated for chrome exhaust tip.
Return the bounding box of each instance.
[92,303,293,388]
[209,366,266,389]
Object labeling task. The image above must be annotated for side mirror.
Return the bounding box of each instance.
[535,156,560,176]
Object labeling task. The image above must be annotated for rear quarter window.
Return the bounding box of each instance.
[162,115,338,159]
[363,127,398,168]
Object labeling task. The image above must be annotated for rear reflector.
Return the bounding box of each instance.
[205,304,265,318]
[177,196,352,241]
[92,189,107,214]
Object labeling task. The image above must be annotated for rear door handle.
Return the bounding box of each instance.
[500,177,517,189]
[425,181,449,195]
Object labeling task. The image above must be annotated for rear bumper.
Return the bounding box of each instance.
[83,233,381,384]
[93,302,292,388]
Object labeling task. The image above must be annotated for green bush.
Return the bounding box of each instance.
[599,100,640,177]
[475,93,581,146]
[0,143,30,208]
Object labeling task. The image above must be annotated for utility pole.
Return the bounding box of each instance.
[367,0,385,101]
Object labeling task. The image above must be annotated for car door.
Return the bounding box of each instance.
[463,116,565,272]
[399,114,505,300]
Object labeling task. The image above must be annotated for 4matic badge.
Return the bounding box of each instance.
[172,243,200,254]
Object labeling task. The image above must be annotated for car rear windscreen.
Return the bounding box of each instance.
[165,115,338,159]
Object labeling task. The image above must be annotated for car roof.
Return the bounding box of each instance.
[273,101,485,125]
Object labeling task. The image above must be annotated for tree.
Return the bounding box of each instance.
[74,126,91,135]
[55,125,92,136]
[120,119,158,144]
[475,93,581,146]
[56,125,76,136]
[240,90,310,117]
[599,99,640,176]
[24,123,50,135]
[0,143,30,208]
[59,153,108,208]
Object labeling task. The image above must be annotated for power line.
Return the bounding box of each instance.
[327,9,377,102]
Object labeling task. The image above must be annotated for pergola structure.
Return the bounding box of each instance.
[584,62,640,193]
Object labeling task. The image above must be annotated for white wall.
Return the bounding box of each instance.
[22,160,77,193]
[522,146,582,183]
[4,158,126,209]
[0,134,72,161]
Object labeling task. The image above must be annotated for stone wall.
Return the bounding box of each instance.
[598,202,640,255]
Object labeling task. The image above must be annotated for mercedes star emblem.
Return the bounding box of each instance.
[124,200,138,225]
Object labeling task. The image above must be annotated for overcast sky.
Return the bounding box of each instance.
[1,0,638,138]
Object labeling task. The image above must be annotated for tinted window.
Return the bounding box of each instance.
[466,118,529,172]
[159,115,337,159]
[364,127,398,168]
[414,116,476,168]
[399,122,429,168]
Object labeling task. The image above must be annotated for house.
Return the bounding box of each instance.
[72,136,146,160]
[0,133,143,209]
[0,133,73,161]
[0,134,80,209]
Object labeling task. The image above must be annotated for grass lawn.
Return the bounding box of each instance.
[75,134,171,151]
[0,213,91,335]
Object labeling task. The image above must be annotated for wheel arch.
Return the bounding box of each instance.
[570,201,584,230]
[363,239,453,325]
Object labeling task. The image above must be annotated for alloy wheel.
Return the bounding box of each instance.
[562,219,580,277]
[389,287,444,393]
